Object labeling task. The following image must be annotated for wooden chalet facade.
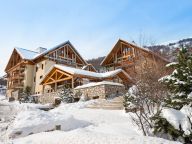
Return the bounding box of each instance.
[40,65,131,94]
[5,41,94,98]
[5,39,170,101]
[101,39,170,84]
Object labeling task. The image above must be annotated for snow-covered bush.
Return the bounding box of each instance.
[124,67,168,136]
[59,87,74,103]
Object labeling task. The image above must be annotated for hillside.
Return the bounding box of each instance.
[147,37,192,61]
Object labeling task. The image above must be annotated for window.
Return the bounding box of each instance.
[36,67,38,72]
[34,77,36,82]
[42,64,44,69]
[40,75,43,79]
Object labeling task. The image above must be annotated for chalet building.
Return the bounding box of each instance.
[101,39,170,85]
[5,41,96,99]
[5,40,130,100]
[5,39,170,102]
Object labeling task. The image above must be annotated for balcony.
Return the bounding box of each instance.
[9,82,24,89]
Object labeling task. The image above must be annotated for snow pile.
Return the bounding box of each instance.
[0,94,6,101]
[12,129,181,144]
[7,109,91,139]
[161,108,192,135]
[51,100,98,113]
[1,98,181,144]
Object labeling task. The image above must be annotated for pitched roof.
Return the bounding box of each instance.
[14,41,87,64]
[15,47,39,60]
[101,39,170,66]
[54,64,125,79]
[40,64,132,84]
[34,41,88,65]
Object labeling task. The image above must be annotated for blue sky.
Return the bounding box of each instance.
[0,0,192,76]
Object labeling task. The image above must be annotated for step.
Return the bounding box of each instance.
[87,105,124,110]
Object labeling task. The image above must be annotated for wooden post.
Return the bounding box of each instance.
[42,85,45,94]
[71,77,74,89]
[55,82,57,92]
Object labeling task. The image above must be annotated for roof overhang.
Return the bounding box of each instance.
[101,39,170,66]
[40,64,133,85]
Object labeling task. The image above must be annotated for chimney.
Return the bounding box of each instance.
[35,47,47,53]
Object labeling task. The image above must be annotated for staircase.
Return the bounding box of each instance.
[87,96,124,110]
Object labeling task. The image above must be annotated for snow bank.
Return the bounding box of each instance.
[161,108,192,135]
[12,129,181,144]
[8,110,91,139]
[51,100,98,113]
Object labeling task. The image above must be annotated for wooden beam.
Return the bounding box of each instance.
[43,77,72,85]
[55,69,72,77]
[6,61,24,72]
[58,73,64,79]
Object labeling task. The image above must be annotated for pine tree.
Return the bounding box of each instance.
[161,47,192,110]
[152,46,192,143]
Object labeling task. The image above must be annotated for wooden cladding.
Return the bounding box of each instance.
[45,44,84,67]
[42,68,73,86]
[5,49,23,72]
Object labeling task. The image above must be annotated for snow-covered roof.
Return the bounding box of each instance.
[75,81,124,89]
[41,64,132,85]
[34,41,87,65]
[15,47,39,60]
[14,41,87,65]
[54,64,128,79]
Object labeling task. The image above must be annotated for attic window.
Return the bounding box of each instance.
[40,75,43,79]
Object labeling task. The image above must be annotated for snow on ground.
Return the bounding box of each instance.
[7,110,90,139]
[13,129,180,144]
[0,97,181,144]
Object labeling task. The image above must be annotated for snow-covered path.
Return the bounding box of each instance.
[0,97,181,144]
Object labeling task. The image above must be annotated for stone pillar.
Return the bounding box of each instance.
[55,82,57,92]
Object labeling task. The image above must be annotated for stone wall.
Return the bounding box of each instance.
[38,84,126,104]
[75,85,106,99]
[75,84,125,99]
[38,92,59,104]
